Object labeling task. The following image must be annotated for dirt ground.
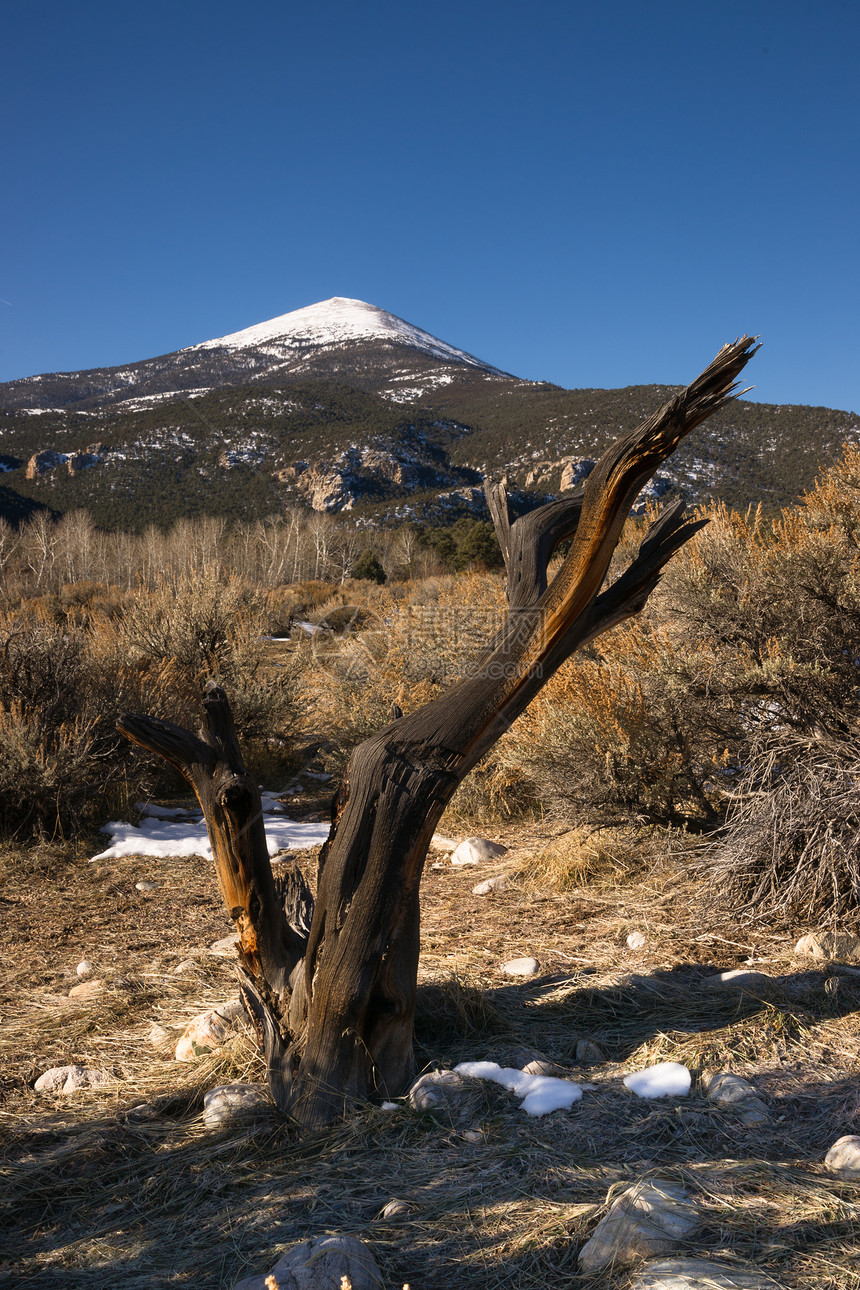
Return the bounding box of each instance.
[1,801,860,1289]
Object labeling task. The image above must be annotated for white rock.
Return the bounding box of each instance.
[825,1134,860,1178]
[172,958,198,975]
[523,1059,568,1077]
[135,879,159,892]
[704,1072,770,1125]
[76,960,94,978]
[736,1100,771,1127]
[214,998,249,1025]
[377,1198,411,1219]
[502,956,540,977]
[704,1072,757,1104]
[429,833,458,852]
[148,1023,177,1051]
[34,1065,112,1095]
[232,1234,383,1290]
[68,978,104,1000]
[623,1062,691,1099]
[473,875,507,895]
[125,1103,160,1122]
[408,1069,470,1112]
[627,930,647,949]
[578,1179,699,1273]
[450,836,508,866]
[209,934,240,957]
[631,1256,774,1288]
[175,1010,231,1061]
[703,968,776,994]
[203,1084,270,1128]
[795,931,860,963]
[575,1038,604,1064]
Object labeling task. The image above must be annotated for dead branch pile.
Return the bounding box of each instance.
[709,736,860,923]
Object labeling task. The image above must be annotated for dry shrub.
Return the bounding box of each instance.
[0,573,305,838]
[0,608,145,837]
[443,757,538,827]
[306,572,509,761]
[501,620,731,830]
[708,737,860,923]
[109,571,302,744]
[504,468,860,835]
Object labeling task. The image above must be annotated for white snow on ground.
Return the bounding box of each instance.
[121,388,212,411]
[91,801,330,862]
[136,802,197,819]
[623,1062,691,1098]
[455,1060,584,1117]
[188,297,497,371]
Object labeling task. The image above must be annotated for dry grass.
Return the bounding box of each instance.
[2,825,860,1289]
[512,827,655,893]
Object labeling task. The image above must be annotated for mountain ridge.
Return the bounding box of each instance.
[1,299,857,531]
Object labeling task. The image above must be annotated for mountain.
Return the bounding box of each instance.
[1,299,857,531]
[0,298,502,414]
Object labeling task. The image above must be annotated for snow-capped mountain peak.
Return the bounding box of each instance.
[189,297,496,371]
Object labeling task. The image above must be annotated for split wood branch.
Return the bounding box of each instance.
[118,682,306,999]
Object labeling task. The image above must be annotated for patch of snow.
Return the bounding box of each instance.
[623,1062,691,1099]
[136,801,199,819]
[91,804,329,862]
[121,388,212,412]
[189,297,498,372]
[454,1060,583,1117]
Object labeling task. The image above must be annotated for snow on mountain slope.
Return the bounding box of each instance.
[189,297,498,371]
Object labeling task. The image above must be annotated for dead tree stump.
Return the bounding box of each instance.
[119,336,758,1129]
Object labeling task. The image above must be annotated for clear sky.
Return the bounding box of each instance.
[3,0,858,411]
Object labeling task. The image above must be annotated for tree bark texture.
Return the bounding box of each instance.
[119,336,758,1129]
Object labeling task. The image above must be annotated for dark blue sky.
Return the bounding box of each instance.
[3,0,858,410]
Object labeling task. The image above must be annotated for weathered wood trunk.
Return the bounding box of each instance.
[119,336,758,1130]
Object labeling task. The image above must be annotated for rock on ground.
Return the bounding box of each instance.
[627,930,647,949]
[232,1234,383,1290]
[76,960,94,978]
[34,1065,112,1095]
[575,1038,604,1064]
[450,836,508,866]
[631,1256,777,1288]
[175,1010,231,1061]
[68,978,104,1000]
[473,875,507,895]
[502,956,540,977]
[377,1198,411,1219]
[796,930,860,963]
[703,1072,770,1125]
[408,1069,470,1112]
[523,1058,572,1078]
[825,1134,860,1178]
[429,832,458,852]
[703,968,777,994]
[203,1084,271,1128]
[578,1179,699,1273]
[209,934,240,957]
